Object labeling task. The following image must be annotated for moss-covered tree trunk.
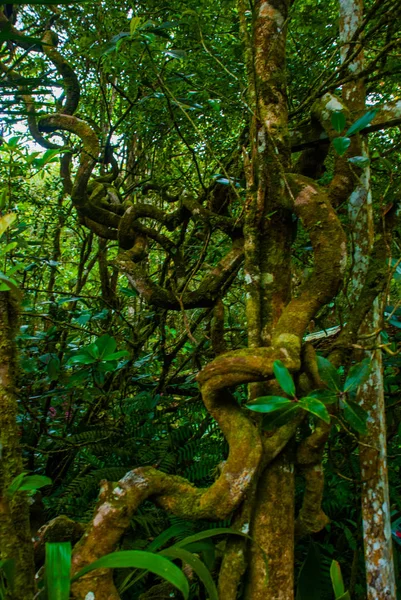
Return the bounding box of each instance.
[0,291,36,599]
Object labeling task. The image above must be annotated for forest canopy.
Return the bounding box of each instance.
[1,0,401,599]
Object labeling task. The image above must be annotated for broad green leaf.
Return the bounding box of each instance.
[348,155,369,167]
[273,360,296,397]
[331,111,346,133]
[86,342,100,359]
[6,472,27,496]
[298,397,330,423]
[14,474,52,494]
[332,137,351,156]
[296,542,321,600]
[160,547,217,600]
[262,404,301,430]
[308,388,338,404]
[346,109,378,136]
[95,334,116,358]
[317,356,341,390]
[246,396,293,413]
[71,551,189,599]
[342,400,368,435]
[102,350,130,362]
[67,354,96,365]
[45,542,71,600]
[0,213,16,237]
[344,358,371,392]
[330,560,345,598]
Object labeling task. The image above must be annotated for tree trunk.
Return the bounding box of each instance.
[0,292,36,599]
[339,0,396,597]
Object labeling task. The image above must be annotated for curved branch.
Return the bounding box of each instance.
[116,237,244,310]
[41,30,80,116]
[39,113,100,202]
[273,175,347,342]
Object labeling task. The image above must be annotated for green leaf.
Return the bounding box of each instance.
[296,542,321,600]
[273,360,296,397]
[308,388,338,404]
[262,404,301,430]
[95,334,116,358]
[317,356,341,390]
[342,399,368,434]
[331,111,346,133]
[160,547,217,600]
[330,560,345,598]
[0,213,16,237]
[130,16,142,36]
[298,397,330,423]
[71,551,189,599]
[147,524,192,552]
[67,354,96,365]
[346,109,378,136]
[333,137,351,156]
[6,472,27,496]
[246,396,293,413]
[102,350,130,362]
[45,542,71,600]
[8,473,52,497]
[174,528,253,548]
[348,155,370,167]
[344,358,371,392]
[15,474,52,494]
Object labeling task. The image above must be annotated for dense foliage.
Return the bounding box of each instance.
[1,0,401,599]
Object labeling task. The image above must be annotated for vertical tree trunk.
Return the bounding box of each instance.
[0,292,36,599]
[245,451,295,600]
[238,1,295,598]
[339,1,396,597]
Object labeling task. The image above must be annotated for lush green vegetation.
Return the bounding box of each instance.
[1,0,401,598]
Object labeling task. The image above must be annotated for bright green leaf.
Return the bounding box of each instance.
[45,542,71,600]
[273,360,296,397]
[71,551,189,599]
[330,560,345,598]
[67,354,96,366]
[346,109,378,136]
[246,396,293,413]
[298,397,330,423]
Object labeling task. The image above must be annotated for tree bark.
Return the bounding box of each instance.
[0,292,36,599]
[339,1,396,597]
